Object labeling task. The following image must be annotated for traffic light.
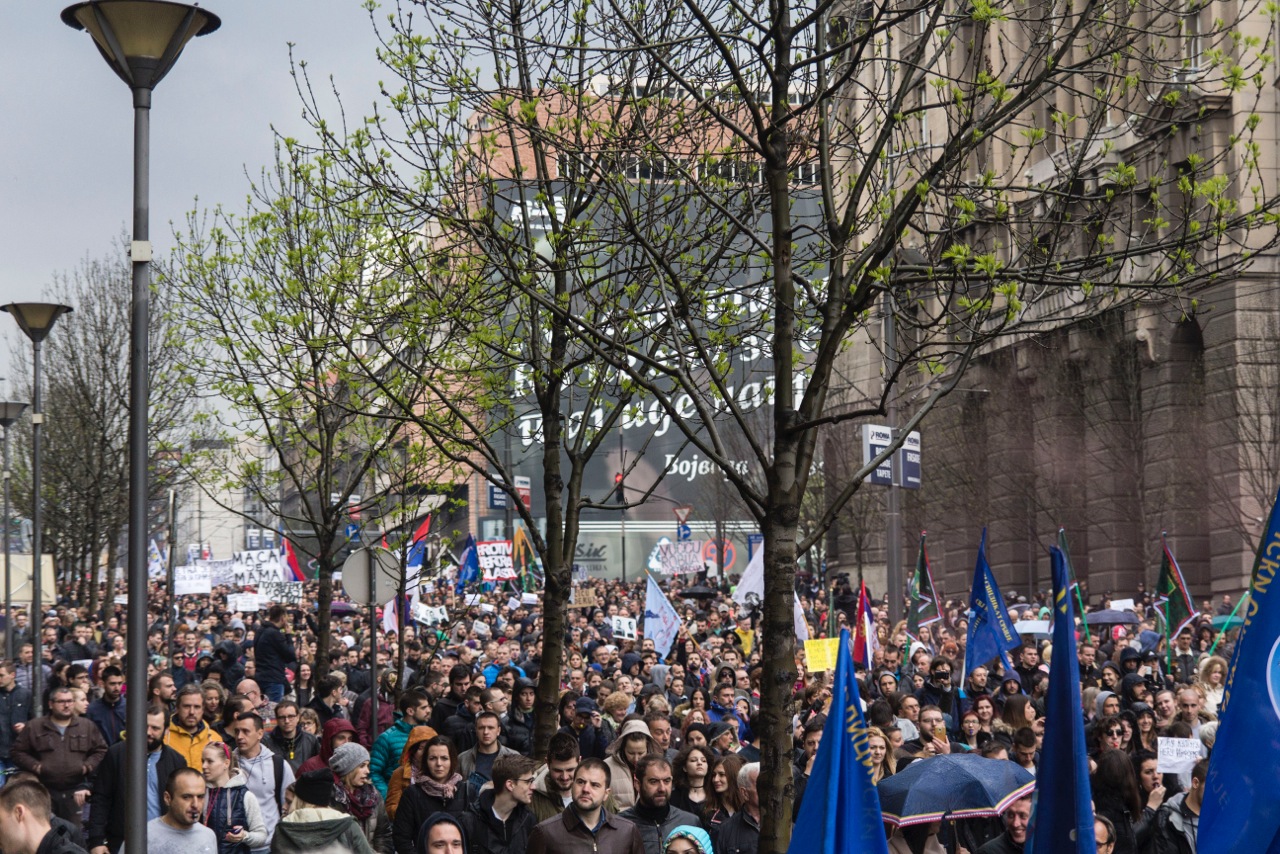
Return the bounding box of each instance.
[614,472,625,504]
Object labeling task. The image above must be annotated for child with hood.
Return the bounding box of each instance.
[663,824,714,854]
[299,718,358,775]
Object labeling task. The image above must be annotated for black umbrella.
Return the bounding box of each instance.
[682,585,718,600]
[1085,609,1140,626]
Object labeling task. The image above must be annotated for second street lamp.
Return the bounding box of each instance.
[2,303,72,714]
[0,401,28,659]
[62,3,220,851]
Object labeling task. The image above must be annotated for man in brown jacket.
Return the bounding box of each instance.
[527,758,644,854]
[11,685,107,833]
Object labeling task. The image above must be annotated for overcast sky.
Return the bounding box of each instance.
[0,2,390,384]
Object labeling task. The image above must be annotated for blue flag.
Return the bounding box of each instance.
[455,534,480,595]
[1026,546,1096,854]
[1200,484,1280,854]
[965,529,1020,675]
[787,628,889,854]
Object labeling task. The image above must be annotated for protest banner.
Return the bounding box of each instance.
[226,593,261,613]
[1157,738,1202,774]
[414,604,448,626]
[611,616,638,640]
[173,564,212,596]
[258,581,303,605]
[477,540,518,582]
[232,549,286,586]
[657,541,704,575]
[804,637,841,672]
[200,559,237,587]
[569,586,599,609]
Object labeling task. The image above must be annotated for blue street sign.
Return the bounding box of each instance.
[677,524,692,541]
[488,483,508,509]
[748,533,764,559]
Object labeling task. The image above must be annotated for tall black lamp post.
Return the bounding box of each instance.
[60,3,220,850]
[2,304,72,714]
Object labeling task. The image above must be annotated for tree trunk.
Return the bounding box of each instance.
[757,507,801,853]
[315,556,335,684]
[102,539,118,623]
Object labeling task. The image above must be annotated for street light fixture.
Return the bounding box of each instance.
[62,3,219,851]
[0,401,29,659]
[1,304,72,714]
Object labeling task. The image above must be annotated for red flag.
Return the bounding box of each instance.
[412,514,433,544]
[853,581,873,667]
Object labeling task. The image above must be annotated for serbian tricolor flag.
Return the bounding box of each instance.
[853,581,874,667]
[281,536,306,581]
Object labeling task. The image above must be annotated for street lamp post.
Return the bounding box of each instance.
[61,3,220,851]
[2,305,72,715]
[0,402,28,658]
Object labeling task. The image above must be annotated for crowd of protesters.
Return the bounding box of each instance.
[0,568,1241,854]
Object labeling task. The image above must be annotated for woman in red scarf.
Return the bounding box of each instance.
[328,741,393,853]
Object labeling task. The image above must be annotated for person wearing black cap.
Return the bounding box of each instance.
[560,697,610,760]
[270,770,373,854]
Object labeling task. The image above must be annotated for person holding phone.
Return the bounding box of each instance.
[200,742,268,854]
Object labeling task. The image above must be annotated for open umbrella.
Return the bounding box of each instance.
[330,601,361,615]
[878,754,1035,826]
[1084,609,1140,626]
[682,585,718,600]
[1211,614,1244,630]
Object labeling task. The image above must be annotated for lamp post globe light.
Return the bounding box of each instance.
[62,2,219,850]
[1,304,72,716]
[0,401,29,660]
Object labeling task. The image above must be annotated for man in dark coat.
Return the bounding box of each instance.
[252,605,297,703]
[86,705,186,854]
[618,756,701,854]
[456,755,538,854]
[976,796,1032,854]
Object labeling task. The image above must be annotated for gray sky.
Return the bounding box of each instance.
[0,2,388,384]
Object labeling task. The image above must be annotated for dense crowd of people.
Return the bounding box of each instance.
[0,572,1241,854]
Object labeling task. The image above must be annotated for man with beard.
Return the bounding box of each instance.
[87,705,186,854]
[527,758,643,854]
[619,756,701,854]
[85,667,126,748]
[128,768,217,854]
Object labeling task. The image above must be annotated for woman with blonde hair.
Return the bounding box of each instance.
[866,726,896,784]
[201,741,269,854]
[1197,655,1228,715]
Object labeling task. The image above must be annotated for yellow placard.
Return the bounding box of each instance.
[804,637,841,671]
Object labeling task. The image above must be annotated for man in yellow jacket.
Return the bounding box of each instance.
[164,683,222,768]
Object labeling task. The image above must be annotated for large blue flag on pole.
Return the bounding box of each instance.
[1026,545,1096,854]
[788,628,889,854]
[1200,483,1280,854]
[455,534,480,595]
[965,529,1021,675]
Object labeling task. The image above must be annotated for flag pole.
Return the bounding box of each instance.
[1208,591,1250,656]
[1058,528,1090,645]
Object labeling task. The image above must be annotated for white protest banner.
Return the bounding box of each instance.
[477,540,518,582]
[200,559,237,587]
[113,595,129,605]
[258,581,304,605]
[657,541,704,575]
[414,604,449,626]
[611,616,638,640]
[233,550,287,586]
[521,593,538,605]
[507,597,521,612]
[226,593,262,613]
[465,593,484,607]
[1111,598,1137,613]
[1157,738,1202,774]
[1016,620,1052,635]
[173,565,212,596]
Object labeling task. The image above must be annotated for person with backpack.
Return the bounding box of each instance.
[200,742,268,854]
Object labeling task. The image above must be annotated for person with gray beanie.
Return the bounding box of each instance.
[329,742,392,852]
